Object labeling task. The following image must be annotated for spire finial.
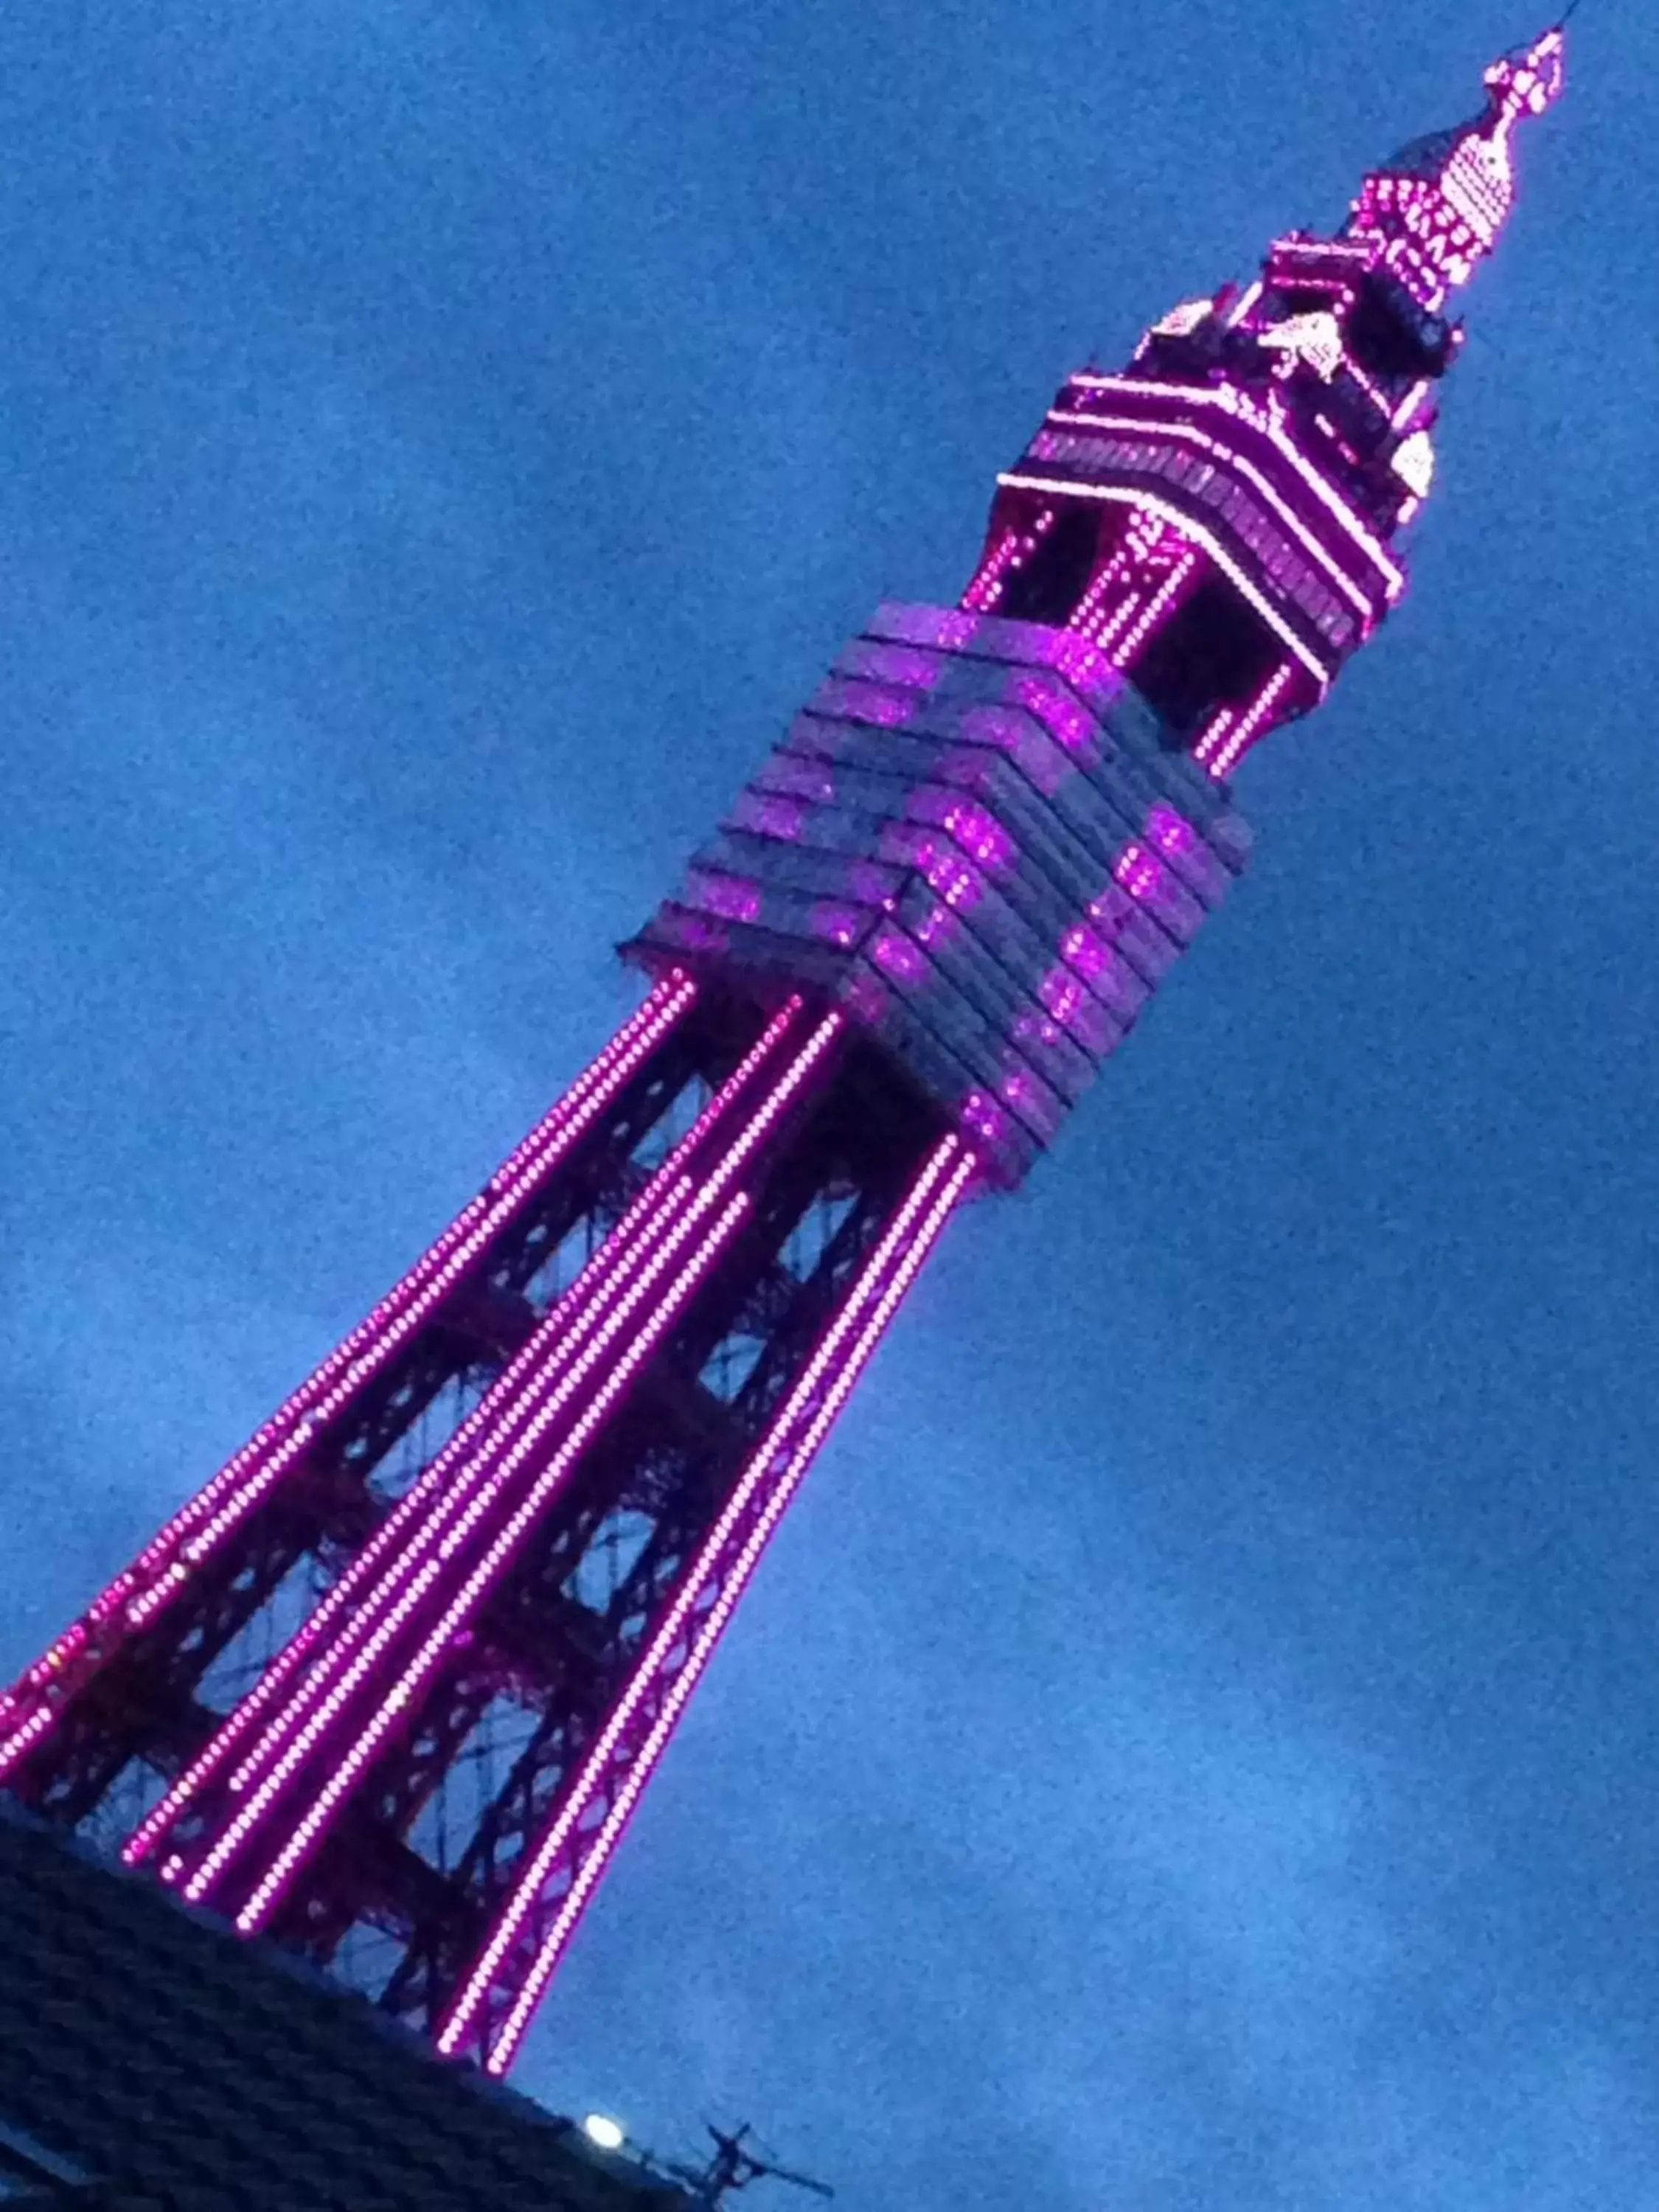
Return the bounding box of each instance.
[1343,24,1568,310]
[1484,25,1568,120]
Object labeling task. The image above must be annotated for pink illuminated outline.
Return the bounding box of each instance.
[1072,509,1177,663]
[125,984,695,1619]
[1147,804,1197,859]
[1042,408,1383,622]
[941,801,1014,871]
[961,526,1020,613]
[474,1146,975,2073]
[1111,547,1200,669]
[230,1193,754,1936]
[961,1092,1010,1152]
[1088,585,1143,655]
[1070,547,1132,643]
[690,872,762,923]
[166,1011,844,1902]
[133,1173,703,1865]
[126,1001,821,1870]
[1270,232,1377,262]
[1038,965,1090,1034]
[178,1175,733,1907]
[1197,662,1296,779]
[193,1001,832,1881]
[961,513,1053,614]
[1340,350,1394,419]
[1347,34,1562,312]
[437,1135,976,2071]
[872,931,927,985]
[1194,707,1236,771]
[1062,375,1408,597]
[1392,380,1433,433]
[998,473,1332,686]
[0,978,699,1778]
[1010,671,1100,754]
[1113,842,1164,904]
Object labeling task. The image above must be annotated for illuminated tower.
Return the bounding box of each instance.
[0,31,1565,2076]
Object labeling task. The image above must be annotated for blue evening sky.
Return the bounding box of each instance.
[1,4,1655,2205]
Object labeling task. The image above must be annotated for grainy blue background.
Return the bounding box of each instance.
[1,5,1655,2205]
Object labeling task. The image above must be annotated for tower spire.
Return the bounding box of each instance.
[1344,24,1568,310]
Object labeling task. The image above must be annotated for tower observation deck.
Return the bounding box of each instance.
[0,30,1566,2078]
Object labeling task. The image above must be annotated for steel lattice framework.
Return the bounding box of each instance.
[0,32,1565,2075]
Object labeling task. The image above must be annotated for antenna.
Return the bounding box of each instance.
[663,2122,835,2207]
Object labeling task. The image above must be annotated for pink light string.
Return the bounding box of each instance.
[1069,506,1174,655]
[1109,546,1201,669]
[184,1175,732,1907]
[213,1012,833,1828]
[1195,663,1296,779]
[233,1192,754,1935]
[961,526,1020,613]
[1042,406,1388,620]
[960,511,1055,614]
[1060,376,1407,598]
[125,997,816,1874]
[437,1132,976,2073]
[999,470,1334,686]
[163,1009,846,1912]
[0,976,698,1781]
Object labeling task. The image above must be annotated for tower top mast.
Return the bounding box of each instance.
[1344,25,1568,310]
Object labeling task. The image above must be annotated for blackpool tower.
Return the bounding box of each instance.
[0,29,1566,2079]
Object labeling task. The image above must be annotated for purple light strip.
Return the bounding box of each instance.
[997,473,1333,686]
[438,1134,976,2072]
[1069,507,1173,647]
[1192,706,1236,773]
[1071,561,1133,646]
[961,526,1020,613]
[169,1012,843,1904]
[1044,408,1382,622]
[1113,841,1163,902]
[1110,546,1200,668]
[230,1192,753,1938]
[128,987,696,1618]
[212,1008,831,1792]
[1064,375,1408,597]
[1197,662,1295,779]
[0,978,698,1778]
[134,1152,697,1863]
[1341,349,1394,419]
[125,999,812,1869]
[1267,234,1377,265]
[129,1182,703,1870]
[1088,585,1143,655]
[178,1175,724,1906]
